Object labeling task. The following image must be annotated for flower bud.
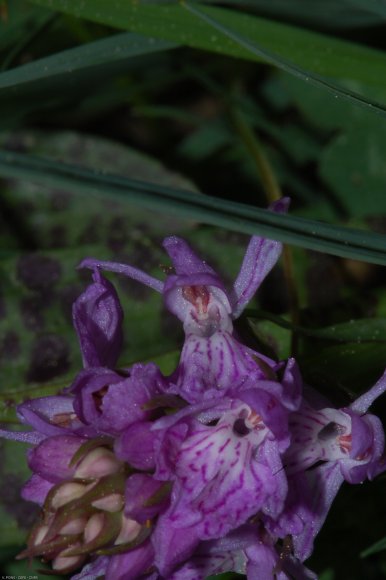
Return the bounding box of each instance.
[74,447,121,479]
[73,269,123,368]
[115,515,142,545]
[51,482,90,510]
[52,545,86,572]
[92,492,124,512]
[84,513,105,544]
[59,517,88,535]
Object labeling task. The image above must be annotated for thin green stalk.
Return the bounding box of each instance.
[230,106,300,355]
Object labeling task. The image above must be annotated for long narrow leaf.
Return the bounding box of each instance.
[361,536,386,558]
[0,32,176,89]
[0,150,386,264]
[0,31,176,122]
[246,310,386,343]
[185,2,386,118]
[204,0,385,29]
[29,0,386,96]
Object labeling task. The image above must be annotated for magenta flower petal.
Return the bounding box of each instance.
[71,557,109,580]
[73,269,123,368]
[71,367,123,427]
[285,399,386,483]
[17,395,82,437]
[284,463,344,561]
[72,363,164,435]
[172,331,269,403]
[230,198,289,318]
[152,516,201,577]
[0,428,45,445]
[124,473,169,523]
[238,387,291,451]
[105,539,155,580]
[21,474,54,505]
[350,368,386,413]
[115,421,159,470]
[170,543,246,579]
[27,434,85,483]
[163,273,230,330]
[162,236,219,277]
[79,258,164,293]
[155,398,288,550]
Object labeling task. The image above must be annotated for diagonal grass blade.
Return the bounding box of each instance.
[0,149,386,265]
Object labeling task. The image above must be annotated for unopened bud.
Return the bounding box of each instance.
[33,524,49,546]
[92,492,123,513]
[84,513,105,544]
[114,514,141,545]
[60,517,88,535]
[52,545,85,572]
[74,447,121,479]
[51,482,89,509]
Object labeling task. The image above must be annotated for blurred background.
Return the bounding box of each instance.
[1,0,386,577]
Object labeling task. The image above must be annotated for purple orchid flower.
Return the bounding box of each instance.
[149,387,292,576]
[269,369,386,562]
[79,198,289,403]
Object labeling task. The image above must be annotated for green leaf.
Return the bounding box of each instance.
[262,73,386,218]
[184,2,386,119]
[320,117,386,218]
[28,0,386,111]
[361,536,386,558]
[0,31,176,88]
[248,317,291,360]
[247,311,386,343]
[1,148,386,264]
[0,31,176,122]
[300,341,386,395]
[211,0,385,29]
[349,0,386,18]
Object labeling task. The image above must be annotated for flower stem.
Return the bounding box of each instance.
[230,107,300,355]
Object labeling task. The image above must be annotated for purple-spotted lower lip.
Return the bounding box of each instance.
[173,331,266,403]
[153,400,287,551]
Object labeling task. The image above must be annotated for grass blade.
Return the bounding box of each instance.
[29,0,386,96]
[0,149,386,264]
[0,31,176,122]
[0,32,176,89]
[184,2,386,118]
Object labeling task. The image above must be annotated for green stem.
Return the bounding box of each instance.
[230,106,300,355]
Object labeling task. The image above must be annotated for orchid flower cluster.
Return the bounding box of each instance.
[2,198,386,580]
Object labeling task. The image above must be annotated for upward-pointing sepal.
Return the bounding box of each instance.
[73,268,123,369]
